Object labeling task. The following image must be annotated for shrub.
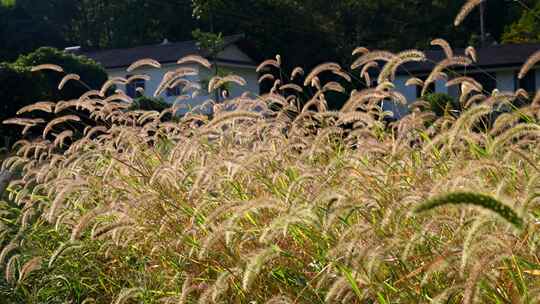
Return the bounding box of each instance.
[0,63,44,146]
[0,47,107,147]
[12,47,107,100]
[424,92,460,117]
[130,96,169,112]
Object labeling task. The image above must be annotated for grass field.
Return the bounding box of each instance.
[2,3,540,300]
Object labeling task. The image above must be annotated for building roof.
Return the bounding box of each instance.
[78,34,255,69]
[399,43,540,75]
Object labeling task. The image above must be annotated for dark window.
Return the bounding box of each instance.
[466,72,496,94]
[166,86,182,97]
[126,77,145,98]
[416,76,436,98]
[447,79,460,99]
[515,70,536,93]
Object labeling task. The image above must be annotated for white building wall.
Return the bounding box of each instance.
[197,64,260,99]
[435,79,448,95]
[108,62,199,102]
[390,76,448,118]
[392,67,526,119]
[496,70,515,92]
[387,75,416,118]
[394,75,417,102]
[217,45,254,62]
[106,61,259,114]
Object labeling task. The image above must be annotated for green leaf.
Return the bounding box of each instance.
[338,265,363,300]
[1,0,15,7]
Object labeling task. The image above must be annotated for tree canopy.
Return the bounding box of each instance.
[502,1,540,44]
[0,0,539,67]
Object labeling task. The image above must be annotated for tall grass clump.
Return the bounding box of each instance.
[1,17,540,303]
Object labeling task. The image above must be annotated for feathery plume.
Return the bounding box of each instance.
[43,115,81,139]
[100,77,128,96]
[79,90,101,101]
[515,88,529,99]
[91,221,134,240]
[291,67,304,80]
[18,256,42,283]
[48,242,81,268]
[256,59,280,72]
[0,242,18,266]
[360,62,378,80]
[58,73,81,90]
[332,70,352,82]
[323,82,345,93]
[455,0,485,26]
[378,50,426,84]
[126,74,151,83]
[304,63,341,86]
[113,287,143,304]
[209,75,247,92]
[242,247,278,290]
[422,56,472,96]
[16,101,55,115]
[405,77,424,87]
[275,54,282,66]
[177,54,212,69]
[518,50,540,79]
[352,47,369,56]
[265,296,293,304]
[179,275,194,304]
[431,39,453,58]
[258,73,275,84]
[31,64,63,73]
[71,206,110,241]
[351,50,394,70]
[5,254,19,285]
[204,111,262,130]
[446,77,482,93]
[126,58,161,72]
[279,83,303,93]
[3,118,45,127]
[532,90,540,106]
[465,46,478,62]
[52,130,74,148]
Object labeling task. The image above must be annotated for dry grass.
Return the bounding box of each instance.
[1,39,540,304]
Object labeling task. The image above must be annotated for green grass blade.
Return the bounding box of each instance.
[415,192,524,229]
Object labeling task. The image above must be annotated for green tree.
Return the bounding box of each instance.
[192,29,226,101]
[502,1,540,44]
[0,0,536,73]
[13,47,107,100]
[0,0,15,7]
[0,1,70,61]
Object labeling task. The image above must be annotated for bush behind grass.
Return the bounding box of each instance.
[0,47,107,147]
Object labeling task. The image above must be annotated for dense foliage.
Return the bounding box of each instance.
[130,96,170,112]
[424,93,460,117]
[502,1,540,44]
[0,47,107,147]
[0,0,537,67]
[0,63,43,147]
